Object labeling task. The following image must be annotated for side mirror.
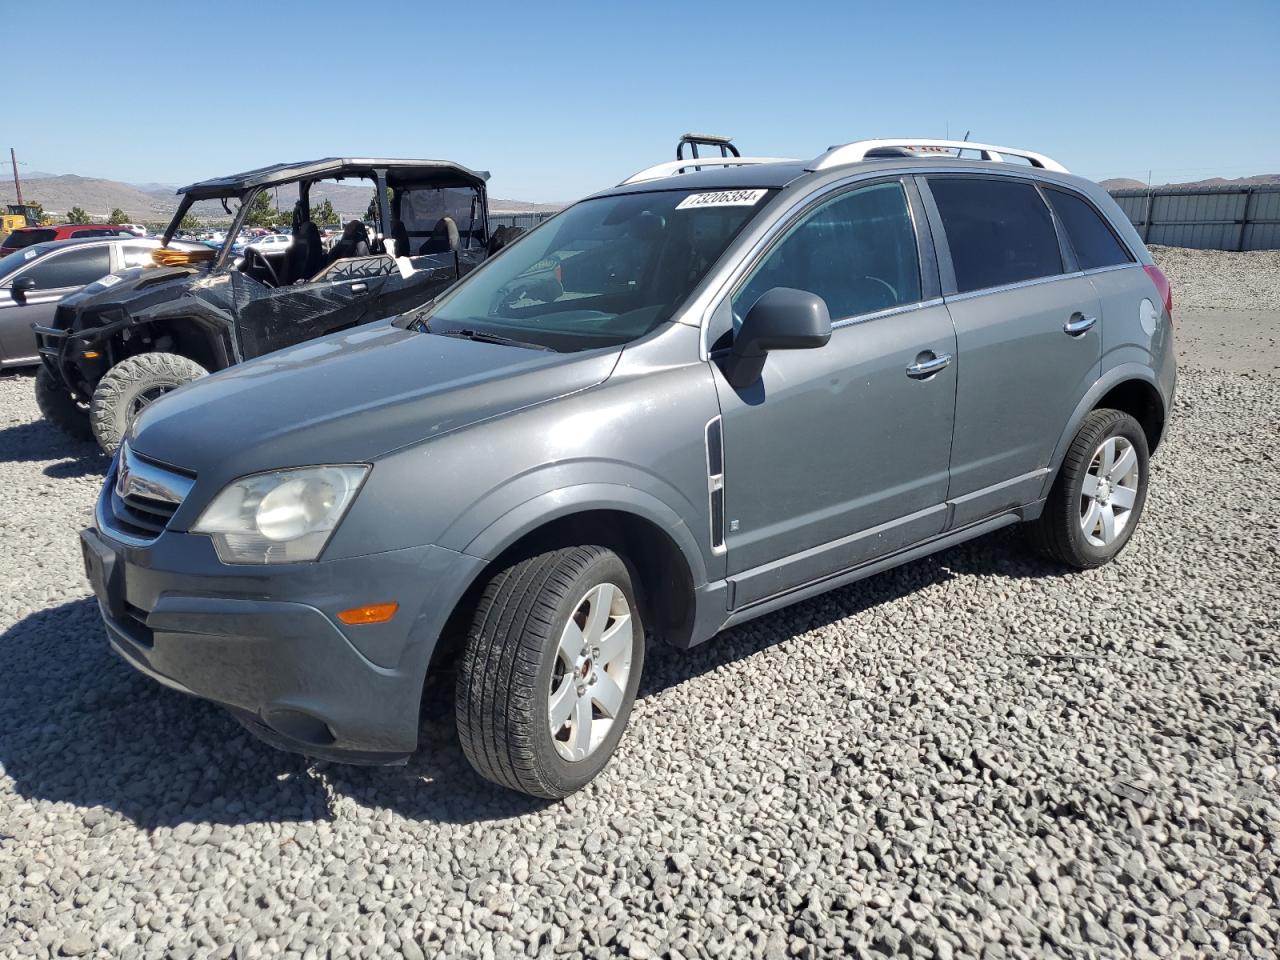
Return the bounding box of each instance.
[725,287,831,388]
[11,275,37,299]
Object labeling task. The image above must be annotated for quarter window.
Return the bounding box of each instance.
[1044,188,1132,270]
[19,246,112,290]
[929,177,1063,294]
[734,181,921,324]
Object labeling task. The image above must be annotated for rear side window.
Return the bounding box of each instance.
[929,178,1062,294]
[4,229,55,249]
[734,180,921,323]
[19,246,112,290]
[1044,188,1132,270]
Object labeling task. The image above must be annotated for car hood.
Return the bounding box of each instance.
[128,319,621,488]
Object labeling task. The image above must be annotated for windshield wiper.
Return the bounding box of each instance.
[426,325,555,352]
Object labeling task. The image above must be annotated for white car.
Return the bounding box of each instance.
[247,234,292,253]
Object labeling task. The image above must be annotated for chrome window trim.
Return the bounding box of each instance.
[944,271,1085,304]
[830,297,945,330]
[1082,262,1140,277]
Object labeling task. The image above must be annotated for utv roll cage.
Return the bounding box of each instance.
[163,157,491,272]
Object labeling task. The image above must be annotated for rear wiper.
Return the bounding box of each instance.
[427,325,554,352]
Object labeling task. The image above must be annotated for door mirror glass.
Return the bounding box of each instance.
[725,286,831,387]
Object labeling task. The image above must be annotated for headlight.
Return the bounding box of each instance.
[191,465,369,564]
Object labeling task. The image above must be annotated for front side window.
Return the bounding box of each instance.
[733,181,921,324]
[1044,188,1132,270]
[929,177,1063,293]
[19,246,112,290]
[421,189,771,351]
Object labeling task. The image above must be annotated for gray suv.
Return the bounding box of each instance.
[80,137,1176,799]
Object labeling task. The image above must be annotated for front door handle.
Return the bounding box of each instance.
[350,282,368,294]
[906,353,953,380]
[1064,313,1097,336]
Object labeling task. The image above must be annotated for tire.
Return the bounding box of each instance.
[90,353,207,455]
[1030,408,1150,569]
[456,545,645,799]
[34,365,94,442]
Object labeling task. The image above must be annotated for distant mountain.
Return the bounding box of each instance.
[1101,173,1280,191]
[3,169,562,223]
[1099,178,1148,191]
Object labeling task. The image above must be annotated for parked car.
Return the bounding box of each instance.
[35,157,499,453]
[246,233,292,253]
[80,136,1175,799]
[0,224,137,257]
[0,237,204,371]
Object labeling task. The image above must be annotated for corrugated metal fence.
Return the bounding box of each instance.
[489,211,558,232]
[1108,185,1280,251]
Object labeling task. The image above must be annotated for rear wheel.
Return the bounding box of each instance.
[1030,408,1149,569]
[90,352,208,455]
[456,545,644,798]
[34,365,93,442]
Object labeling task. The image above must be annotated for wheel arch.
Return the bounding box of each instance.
[1041,365,1167,498]
[431,488,708,672]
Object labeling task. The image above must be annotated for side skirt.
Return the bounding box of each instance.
[684,502,1043,646]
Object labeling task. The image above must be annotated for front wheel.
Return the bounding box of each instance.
[1030,408,1150,569]
[456,545,645,798]
[34,365,94,442]
[90,352,208,455]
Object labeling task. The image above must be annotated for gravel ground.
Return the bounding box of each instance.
[2,253,1279,959]
[1151,245,1280,311]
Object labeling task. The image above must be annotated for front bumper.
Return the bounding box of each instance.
[81,523,485,763]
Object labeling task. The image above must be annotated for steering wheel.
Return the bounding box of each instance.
[244,246,280,287]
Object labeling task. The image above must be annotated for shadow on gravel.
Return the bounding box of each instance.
[0,530,1072,829]
[637,525,1066,699]
[0,599,329,829]
[0,376,104,475]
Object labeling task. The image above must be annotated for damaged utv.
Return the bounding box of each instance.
[34,158,497,452]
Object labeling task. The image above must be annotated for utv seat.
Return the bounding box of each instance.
[419,217,460,256]
[329,221,371,263]
[278,221,323,285]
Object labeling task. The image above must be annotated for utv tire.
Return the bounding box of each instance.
[34,365,94,442]
[456,545,645,799]
[1029,408,1149,569]
[90,353,208,455]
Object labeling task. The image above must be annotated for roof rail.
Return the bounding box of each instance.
[809,139,1068,173]
[620,156,796,186]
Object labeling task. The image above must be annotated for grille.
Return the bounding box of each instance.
[101,443,195,544]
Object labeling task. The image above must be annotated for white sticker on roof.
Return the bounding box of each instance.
[676,189,768,210]
[24,249,38,259]
[97,274,122,288]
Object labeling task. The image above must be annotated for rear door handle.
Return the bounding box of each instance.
[905,353,953,380]
[1064,313,1097,336]
[350,282,368,294]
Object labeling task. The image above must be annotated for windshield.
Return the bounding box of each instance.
[419,189,773,351]
[2,229,54,251]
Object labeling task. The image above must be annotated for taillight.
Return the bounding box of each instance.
[1143,264,1173,322]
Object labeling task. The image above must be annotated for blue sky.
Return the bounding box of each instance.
[6,0,1278,203]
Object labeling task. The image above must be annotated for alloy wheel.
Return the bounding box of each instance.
[1080,435,1140,547]
[548,582,634,762]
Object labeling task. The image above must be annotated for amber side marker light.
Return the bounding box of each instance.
[336,602,399,625]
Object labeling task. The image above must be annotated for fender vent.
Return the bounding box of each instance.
[706,417,725,553]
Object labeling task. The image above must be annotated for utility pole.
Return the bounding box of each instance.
[10,147,22,206]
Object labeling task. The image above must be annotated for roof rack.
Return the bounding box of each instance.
[809,139,1068,173]
[620,156,796,186]
[677,133,740,161]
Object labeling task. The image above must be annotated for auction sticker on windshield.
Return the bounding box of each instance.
[676,189,768,209]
